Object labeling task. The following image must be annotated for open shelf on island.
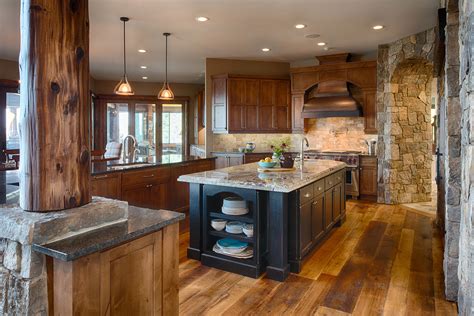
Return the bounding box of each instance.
[209,229,254,243]
[209,211,253,223]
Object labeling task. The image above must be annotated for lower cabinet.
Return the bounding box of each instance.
[91,159,215,212]
[213,153,244,168]
[359,155,378,200]
[49,224,179,315]
[290,169,346,272]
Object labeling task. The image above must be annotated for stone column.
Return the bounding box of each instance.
[457,0,474,313]
[442,0,462,301]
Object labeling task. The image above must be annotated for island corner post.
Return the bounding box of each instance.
[19,0,91,211]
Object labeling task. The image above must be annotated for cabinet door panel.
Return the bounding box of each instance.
[312,195,325,241]
[228,155,244,167]
[274,105,290,130]
[324,190,333,231]
[245,105,259,130]
[333,184,342,220]
[213,104,227,131]
[245,80,259,105]
[364,91,377,134]
[292,94,304,132]
[91,174,121,200]
[122,185,153,208]
[228,79,245,105]
[300,201,312,256]
[260,80,275,106]
[214,155,227,169]
[150,183,168,210]
[275,81,290,106]
[360,166,377,196]
[228,105,244,131]
[258,105,274,130]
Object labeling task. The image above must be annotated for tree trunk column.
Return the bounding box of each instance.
[19,0,91,211]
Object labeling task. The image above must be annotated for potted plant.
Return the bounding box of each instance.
[269,137,293,167]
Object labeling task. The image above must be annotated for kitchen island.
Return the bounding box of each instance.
[179,159,346,281]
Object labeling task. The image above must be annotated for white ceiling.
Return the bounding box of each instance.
[0,0,438,84]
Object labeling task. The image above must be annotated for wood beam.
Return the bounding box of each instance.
[19,0,91,211]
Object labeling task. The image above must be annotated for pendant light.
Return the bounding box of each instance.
[114,17,134,95]
[158,32,174,100]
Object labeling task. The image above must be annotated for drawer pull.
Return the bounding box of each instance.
[94,175,108,179]
[146,184,153,188]
[304,193,311,198]
[313,201,318,206]
[142,174,155,178]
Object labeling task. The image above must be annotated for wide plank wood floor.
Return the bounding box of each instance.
[178,200,458,315]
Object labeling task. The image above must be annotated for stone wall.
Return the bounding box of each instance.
[212,117,376,153]
[457,0,474,313]
[442,0,462,301]
[377,29,436,204]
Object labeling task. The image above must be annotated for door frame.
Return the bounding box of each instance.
[0,80,20,162]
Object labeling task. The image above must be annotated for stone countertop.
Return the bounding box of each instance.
[32,206,185,261]
[178,159,346,193]
[92,155,216,175]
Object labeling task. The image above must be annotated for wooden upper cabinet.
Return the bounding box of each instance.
[363,90,377,134]
[212,77,227,132]
[211,74,291,134]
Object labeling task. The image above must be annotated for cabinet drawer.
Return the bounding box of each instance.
[325,174,336,189]
[299,184,314,205]
[334,170,344,184]
[313,179,325,196]
[122,167,170,188]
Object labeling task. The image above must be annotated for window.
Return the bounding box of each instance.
[6,92,20,150]
[134,103,156,160]
[162,104,183,156]
[106,103,129,144]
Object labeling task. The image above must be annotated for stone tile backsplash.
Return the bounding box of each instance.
[212,117,376,153]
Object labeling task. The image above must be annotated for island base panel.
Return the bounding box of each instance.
[187,247,201,260]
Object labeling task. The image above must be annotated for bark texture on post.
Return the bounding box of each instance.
[19,0,91,211]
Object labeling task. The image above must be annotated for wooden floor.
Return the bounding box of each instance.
[178,201,458,315]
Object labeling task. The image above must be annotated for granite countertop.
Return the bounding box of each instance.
[32,206,185,261]
[178,159,346,193]
[92,155,216,175]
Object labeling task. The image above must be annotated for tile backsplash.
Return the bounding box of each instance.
[212,117,377,153]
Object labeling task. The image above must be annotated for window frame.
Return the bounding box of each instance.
[0,80,20,162]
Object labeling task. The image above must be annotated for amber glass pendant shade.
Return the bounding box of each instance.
[114,75,134,96]
[158,82,174,100]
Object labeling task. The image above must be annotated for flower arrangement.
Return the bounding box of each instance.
[268,136,291,158]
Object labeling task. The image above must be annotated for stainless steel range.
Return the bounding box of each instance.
[304,150,361,198]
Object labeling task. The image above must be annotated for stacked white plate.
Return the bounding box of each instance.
[225,221,244,234]
[222,197,249,215]
[213,238,253,259]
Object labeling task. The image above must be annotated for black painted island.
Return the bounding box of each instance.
[178,159,347,281]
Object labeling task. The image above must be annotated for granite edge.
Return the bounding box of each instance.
[32,211,185,261]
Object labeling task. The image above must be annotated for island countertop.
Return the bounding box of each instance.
[178,159,346,193]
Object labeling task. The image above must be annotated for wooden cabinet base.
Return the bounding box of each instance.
[48,223,179,316]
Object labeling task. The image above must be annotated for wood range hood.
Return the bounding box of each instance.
[301,53,362,118]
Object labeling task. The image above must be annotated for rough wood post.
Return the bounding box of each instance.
[19,0,91,211]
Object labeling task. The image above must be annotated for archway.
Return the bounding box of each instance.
[380,58,434,204]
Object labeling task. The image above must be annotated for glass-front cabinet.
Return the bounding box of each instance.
[93,95,188,161]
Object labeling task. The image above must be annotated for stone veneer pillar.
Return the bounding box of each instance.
[442,0,462,301]
[457,0,474,313]
[377,29,436,204]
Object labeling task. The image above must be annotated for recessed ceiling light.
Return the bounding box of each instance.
[295,24,306,29]
[372,25,384,30]
[138,49,147,53]
[196,16,209,22]
[261,48,271,52]
[140,65,147,69]
[142,76,148,80]
[317,42,326,46]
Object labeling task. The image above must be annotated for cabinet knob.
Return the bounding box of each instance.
[146,184,153,188]
[304,193,311,198]
[94,175,108,179]
[313,201,318,205]
[318,187,322,191]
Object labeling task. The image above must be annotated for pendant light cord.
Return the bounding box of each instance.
[123,20,127,77]
[165,34,168,83]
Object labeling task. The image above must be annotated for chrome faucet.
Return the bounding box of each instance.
[300,136,310,170]
[122,135,138,163]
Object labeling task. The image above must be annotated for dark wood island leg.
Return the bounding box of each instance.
[266,191,290,281]
[187,183,202,260]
